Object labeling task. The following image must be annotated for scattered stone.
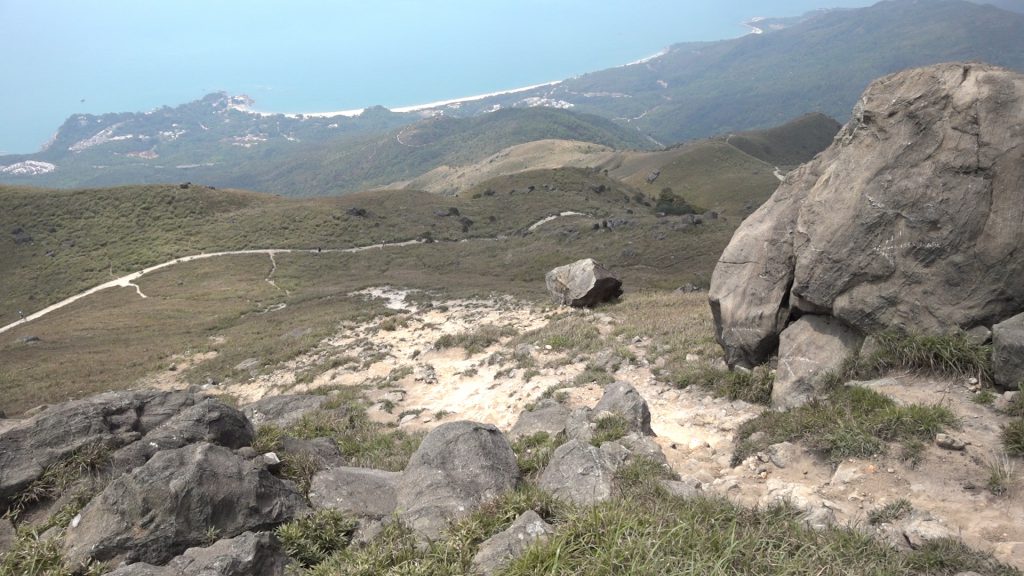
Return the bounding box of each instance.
[545,258,622,308]
[538,439,622,506]
[472,510,554,576]
[397,421,519,540]
[63,443,308,566]
[829,461,864,486]
[935,433,966,451]
[661,477,702,499]
[903,519,955,550]
[772,316,862,409]
[766,442,798,469]
[508,400,570,440]
[309,467,400,519]
[241,394,328,428]
[593,382,655,436]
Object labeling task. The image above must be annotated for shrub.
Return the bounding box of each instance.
[276,509,358,567]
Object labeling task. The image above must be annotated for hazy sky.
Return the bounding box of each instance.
[0,0,878,154]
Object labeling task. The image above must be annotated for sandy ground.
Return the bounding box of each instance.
[144,286,1022,568]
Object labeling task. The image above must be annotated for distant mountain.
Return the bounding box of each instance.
[442,0,1024,143]
[0,96,652,196]
[4,0,1021,195]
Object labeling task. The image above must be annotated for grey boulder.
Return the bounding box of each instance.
[242,394,328,428]
[308,466,400,519]
[105,531,288,576]
[64,443,308,567]
[993,312,1024,390]
[545,258,622,308]
[710,63,1024,368]
[538,439,628,506]
[472,510,554,576]
[112,398,254,471]
[593,381,655,436]
[396,421,519,540]
[772,315,863,408]
[508,400,571,440]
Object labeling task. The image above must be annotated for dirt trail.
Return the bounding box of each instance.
[175,287,1019,569]
[1,212,591,336]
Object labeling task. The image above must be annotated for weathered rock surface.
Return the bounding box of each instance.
[242,394,328,428]
[0,389,199,508]
[993,312,1024,390]
[396,421,519,540]
[772,316,863,408]
[308,467,400,519]
[508,400,571,440]
[710,63,1024,368]
[112,398,253,471]
[64,443,308,566]
[106,531,288,576]
[538,439,626,506]
[0,516,15,555]
[593,381,655,436]
[545,258,622,308]
[472,510,554,576]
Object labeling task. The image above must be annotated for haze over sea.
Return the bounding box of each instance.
[0,0,874,155]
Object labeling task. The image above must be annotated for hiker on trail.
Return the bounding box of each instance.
[18,310,24,320]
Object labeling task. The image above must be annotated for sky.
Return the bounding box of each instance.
[0,1,878,154]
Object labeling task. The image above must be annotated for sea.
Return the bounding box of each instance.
[0,0,875,155]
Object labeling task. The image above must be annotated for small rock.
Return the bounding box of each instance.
[0,516,15,555]
[903,519,954,549]
[935,433,966,451]
[472,510,554,576]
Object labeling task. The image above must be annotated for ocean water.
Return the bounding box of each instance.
[0,0,875,154]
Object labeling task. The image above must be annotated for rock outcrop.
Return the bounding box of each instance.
[472,510,554,576]
[710,63,1024,371]
[993,312,1024,390]
[0,389,200,508]
[396,421,520,540]
[545,258,623,307]
[772,316,864,408]
[64,443,308,566]
[105,532,289,576]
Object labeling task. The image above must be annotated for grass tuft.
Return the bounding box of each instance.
[435,324,519,356]
[590,414,630,447]
[276,509,358,568]
[733,385,958,465]
[1002,419,1024,457]
[867,498,913,525]
[512,432,567,477]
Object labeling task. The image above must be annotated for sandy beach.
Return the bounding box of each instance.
[248,80,564,119]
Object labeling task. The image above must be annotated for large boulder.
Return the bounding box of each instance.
[64,443,308,567]
[105,531,289,576]
[772,316,863,408]
[993,312,1024,390]
[396,421,519,540]
[545,258,622,308]
[0,389,199,508]
[710,63,1024,368]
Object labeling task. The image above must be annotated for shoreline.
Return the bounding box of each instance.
[249,80,564,119]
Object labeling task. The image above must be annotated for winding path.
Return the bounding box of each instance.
[0,212,593,336]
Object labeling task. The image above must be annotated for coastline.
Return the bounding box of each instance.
[251,80,564,119]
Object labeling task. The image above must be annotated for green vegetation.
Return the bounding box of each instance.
[304,484,560,576]
[252,390,422,475]
[829,331,993,387]
[6,441,110,520]
[435,324,519,356]
[277,510,359,568]
[733,385,958,465]
[676,364,775,405]
[591,414,630,446]
[1003,419,1024,456]
[867,499,913,525]
[512,432,568,477]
